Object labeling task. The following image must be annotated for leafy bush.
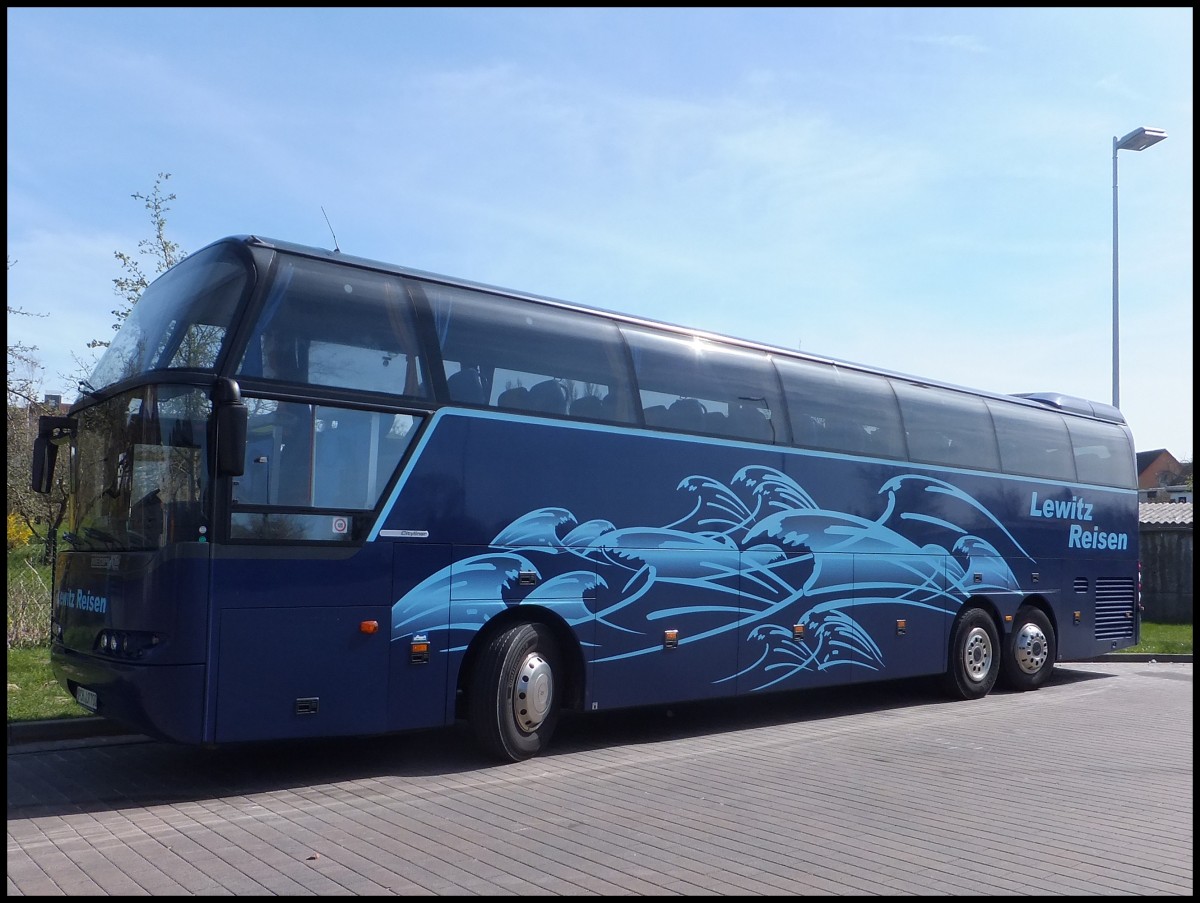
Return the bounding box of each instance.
[7,512,33,549]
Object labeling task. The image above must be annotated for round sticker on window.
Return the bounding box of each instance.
[332,516,349,534]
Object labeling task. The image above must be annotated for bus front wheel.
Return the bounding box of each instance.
[943,607,999,700]
[468,622,561,762]
[999,606,1056,691]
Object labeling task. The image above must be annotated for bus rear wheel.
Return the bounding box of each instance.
[942,607,999,700]
[468,622,561,762]
[1000,606,1056,691]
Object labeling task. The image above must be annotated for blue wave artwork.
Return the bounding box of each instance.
[391,465,1030,691]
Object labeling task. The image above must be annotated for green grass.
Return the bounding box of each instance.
[5,623,1191,725]
[6,646,88,722]
[1125,621,1193,656]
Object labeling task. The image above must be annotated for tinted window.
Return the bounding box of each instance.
[91,242,248,390]
[231,397,420,542]
[894,382,1000,471]
[775,358,906,458]
[422,282,637,423]
[237,256,429,399]
[1066,418,1136,488]
[987,401,1076,481]
[621,327,783,442]
[70,386,211,551]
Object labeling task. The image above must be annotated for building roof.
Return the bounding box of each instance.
[1136,448,1174,473]
[1139,501,1193,527]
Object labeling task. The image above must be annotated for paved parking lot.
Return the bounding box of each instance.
[7,660,1192,896]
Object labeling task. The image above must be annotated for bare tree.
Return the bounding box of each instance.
[90,172,186,349]
[7,259,68,562]
[8,171,187,562]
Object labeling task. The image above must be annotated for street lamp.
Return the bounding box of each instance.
[1111,126,1167,408]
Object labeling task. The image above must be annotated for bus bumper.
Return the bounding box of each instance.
[50,645,208,745]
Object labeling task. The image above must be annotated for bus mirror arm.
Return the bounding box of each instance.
[210,378,248,478]
[31,416,76,495]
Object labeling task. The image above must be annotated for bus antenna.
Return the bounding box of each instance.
[321,207,341,253]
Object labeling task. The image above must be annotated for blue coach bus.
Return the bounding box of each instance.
[34,235,1140,761]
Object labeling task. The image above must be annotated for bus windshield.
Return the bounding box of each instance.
[68,385,212,552]
[88,243,250,391]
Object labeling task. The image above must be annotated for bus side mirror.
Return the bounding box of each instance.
[32,434,57,494]
[210,379,248,477]
[31,416,75,494]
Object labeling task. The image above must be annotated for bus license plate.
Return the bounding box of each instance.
[75,686,98,711]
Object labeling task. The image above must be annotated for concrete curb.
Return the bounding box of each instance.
[8,654,1190,748]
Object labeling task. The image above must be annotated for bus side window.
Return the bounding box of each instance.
[824,419,870,455]
[1066,419,1136,488]
[263,329,306,383]
[313,412,370,508]
[423,281,636,423]
[236,257,429,400]
[776,358,905,459]
[622,326,783,443]
[988,401,1077,481]
[238,400,418,514]
[894,382,1000,471]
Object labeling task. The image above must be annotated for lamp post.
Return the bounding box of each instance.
[1111,126,1167,409]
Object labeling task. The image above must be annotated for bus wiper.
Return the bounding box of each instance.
[78,378,100,397]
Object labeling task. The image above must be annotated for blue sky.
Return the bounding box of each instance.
[7,8,1193,460]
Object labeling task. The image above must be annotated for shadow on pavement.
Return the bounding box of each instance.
[7,665,1122,820]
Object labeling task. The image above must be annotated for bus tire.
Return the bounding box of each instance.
[999,606,1056,691]
[468,622,561,762]
[942,607,999,700]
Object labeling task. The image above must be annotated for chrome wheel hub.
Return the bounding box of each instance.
[962,626,994,684]
[512,652,553,732]
[1012,622,1049,675]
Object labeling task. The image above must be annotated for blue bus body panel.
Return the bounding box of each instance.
[376,411,1137,718]
[51,408,1139,744]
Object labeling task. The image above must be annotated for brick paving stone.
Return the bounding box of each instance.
[7,661,1192,896]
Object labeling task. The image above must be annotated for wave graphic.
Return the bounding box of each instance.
[392,466,1021,690]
